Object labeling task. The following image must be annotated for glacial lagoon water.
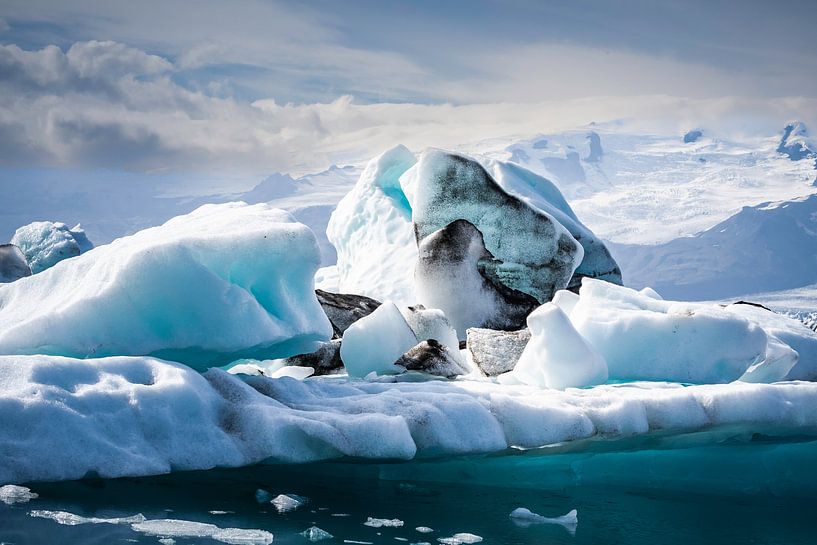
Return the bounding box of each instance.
[2,430,816,545]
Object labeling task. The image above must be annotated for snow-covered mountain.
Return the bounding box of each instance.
[609,194,817,300]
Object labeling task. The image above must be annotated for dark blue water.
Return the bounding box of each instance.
[2,434,816,545]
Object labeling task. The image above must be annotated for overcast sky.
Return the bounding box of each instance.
[1,0,816,180]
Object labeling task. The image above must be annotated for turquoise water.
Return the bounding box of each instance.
[3,433,817,544]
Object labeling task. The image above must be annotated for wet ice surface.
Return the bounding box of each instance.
[3,437,817,545]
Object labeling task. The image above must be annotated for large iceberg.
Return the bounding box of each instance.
[3,353,817,485]
[0,203,332,369]
[11,221,94,273]
[404,149,583,304]
[327,146,619,310]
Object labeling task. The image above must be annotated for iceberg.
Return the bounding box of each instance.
[327,146,618,308]
[404,149,583,304]
[11,221,93,273]
[0,203,332,369]
[4,352,817,485]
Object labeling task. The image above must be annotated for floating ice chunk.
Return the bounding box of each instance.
[210,511,233,515]
[415,527,434,533]
[29,510,146,525]
[301,525,333,541]
[0,244,31,283]
[570,279,769,383]
[271,493,308,513]
[132,519,273,545]
[509,507,578,533]
[11,221,94,273]
[327,145,418,304]
[344,541,374,544]
[365,517,405,528]
[340,302,417,377]
[437,533,482,544]
[0,203,332,370]
[513,303,608,390]
[159,539,176,545]
[0,484,38,504]
[395,538,409,542]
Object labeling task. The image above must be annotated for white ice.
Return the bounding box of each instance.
[0,203,332,370]
[569,279,773,383]
[509,507,578,533]
[301,526,333,541]
[0,484,38,504]
[340,302,418,378]
[327,145,418,305]
[11,221,93,274]
[364,517,404,528]
[437,533,482,544]
[511,303,608,390]
[132,518,273,545]
[271,493,307,513]
[5,353,817,484]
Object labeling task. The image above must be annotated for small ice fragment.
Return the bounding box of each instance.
[255,489,272,504]
[411,543,431,545]
[29,510,146,525]
[0,485,38,505]
[209,510,233,515]
[437,533,482,545]
[159,539,176,545]
[395,538,409,542]
[272,493,307,513]
[509,507,578,534]
[332,513,352,517]
[132,519,273,545]
[364,517,404,528]
[301,525,333,541]
[344,541,374,545]
[415,527,434,534]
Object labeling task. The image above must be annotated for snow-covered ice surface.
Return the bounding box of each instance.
[0,202,332,369]
[4,352,817,485]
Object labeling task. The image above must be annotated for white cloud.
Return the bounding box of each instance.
[0,40,815,179]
